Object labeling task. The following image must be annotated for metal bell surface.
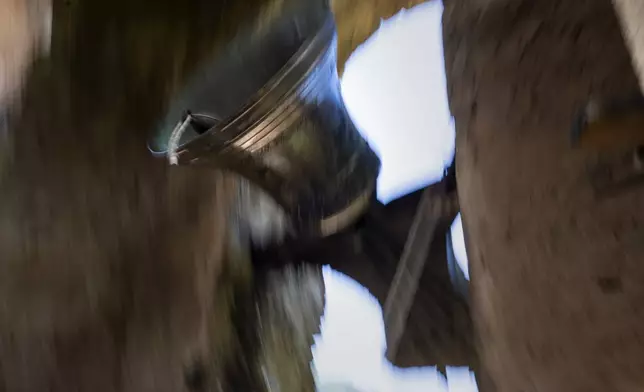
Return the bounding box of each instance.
[150,4,381,237]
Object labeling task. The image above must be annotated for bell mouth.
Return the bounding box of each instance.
[149,5,336,160]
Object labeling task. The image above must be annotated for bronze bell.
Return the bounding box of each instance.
[149,4,381,238]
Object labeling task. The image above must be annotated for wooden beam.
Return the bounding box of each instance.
[444,0,644,390]
[384,184,459,359]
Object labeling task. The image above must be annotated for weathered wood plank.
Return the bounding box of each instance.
[383,186,458,360]
[444,0,644,390]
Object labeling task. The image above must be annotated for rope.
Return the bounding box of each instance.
[167,114,193,165]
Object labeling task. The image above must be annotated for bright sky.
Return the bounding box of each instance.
[313,1,475,391]
[339,2,455,204]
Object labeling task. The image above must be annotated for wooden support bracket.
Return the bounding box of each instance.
[383,185,459,360]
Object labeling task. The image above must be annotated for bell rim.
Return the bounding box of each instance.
[150,10,337,163]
